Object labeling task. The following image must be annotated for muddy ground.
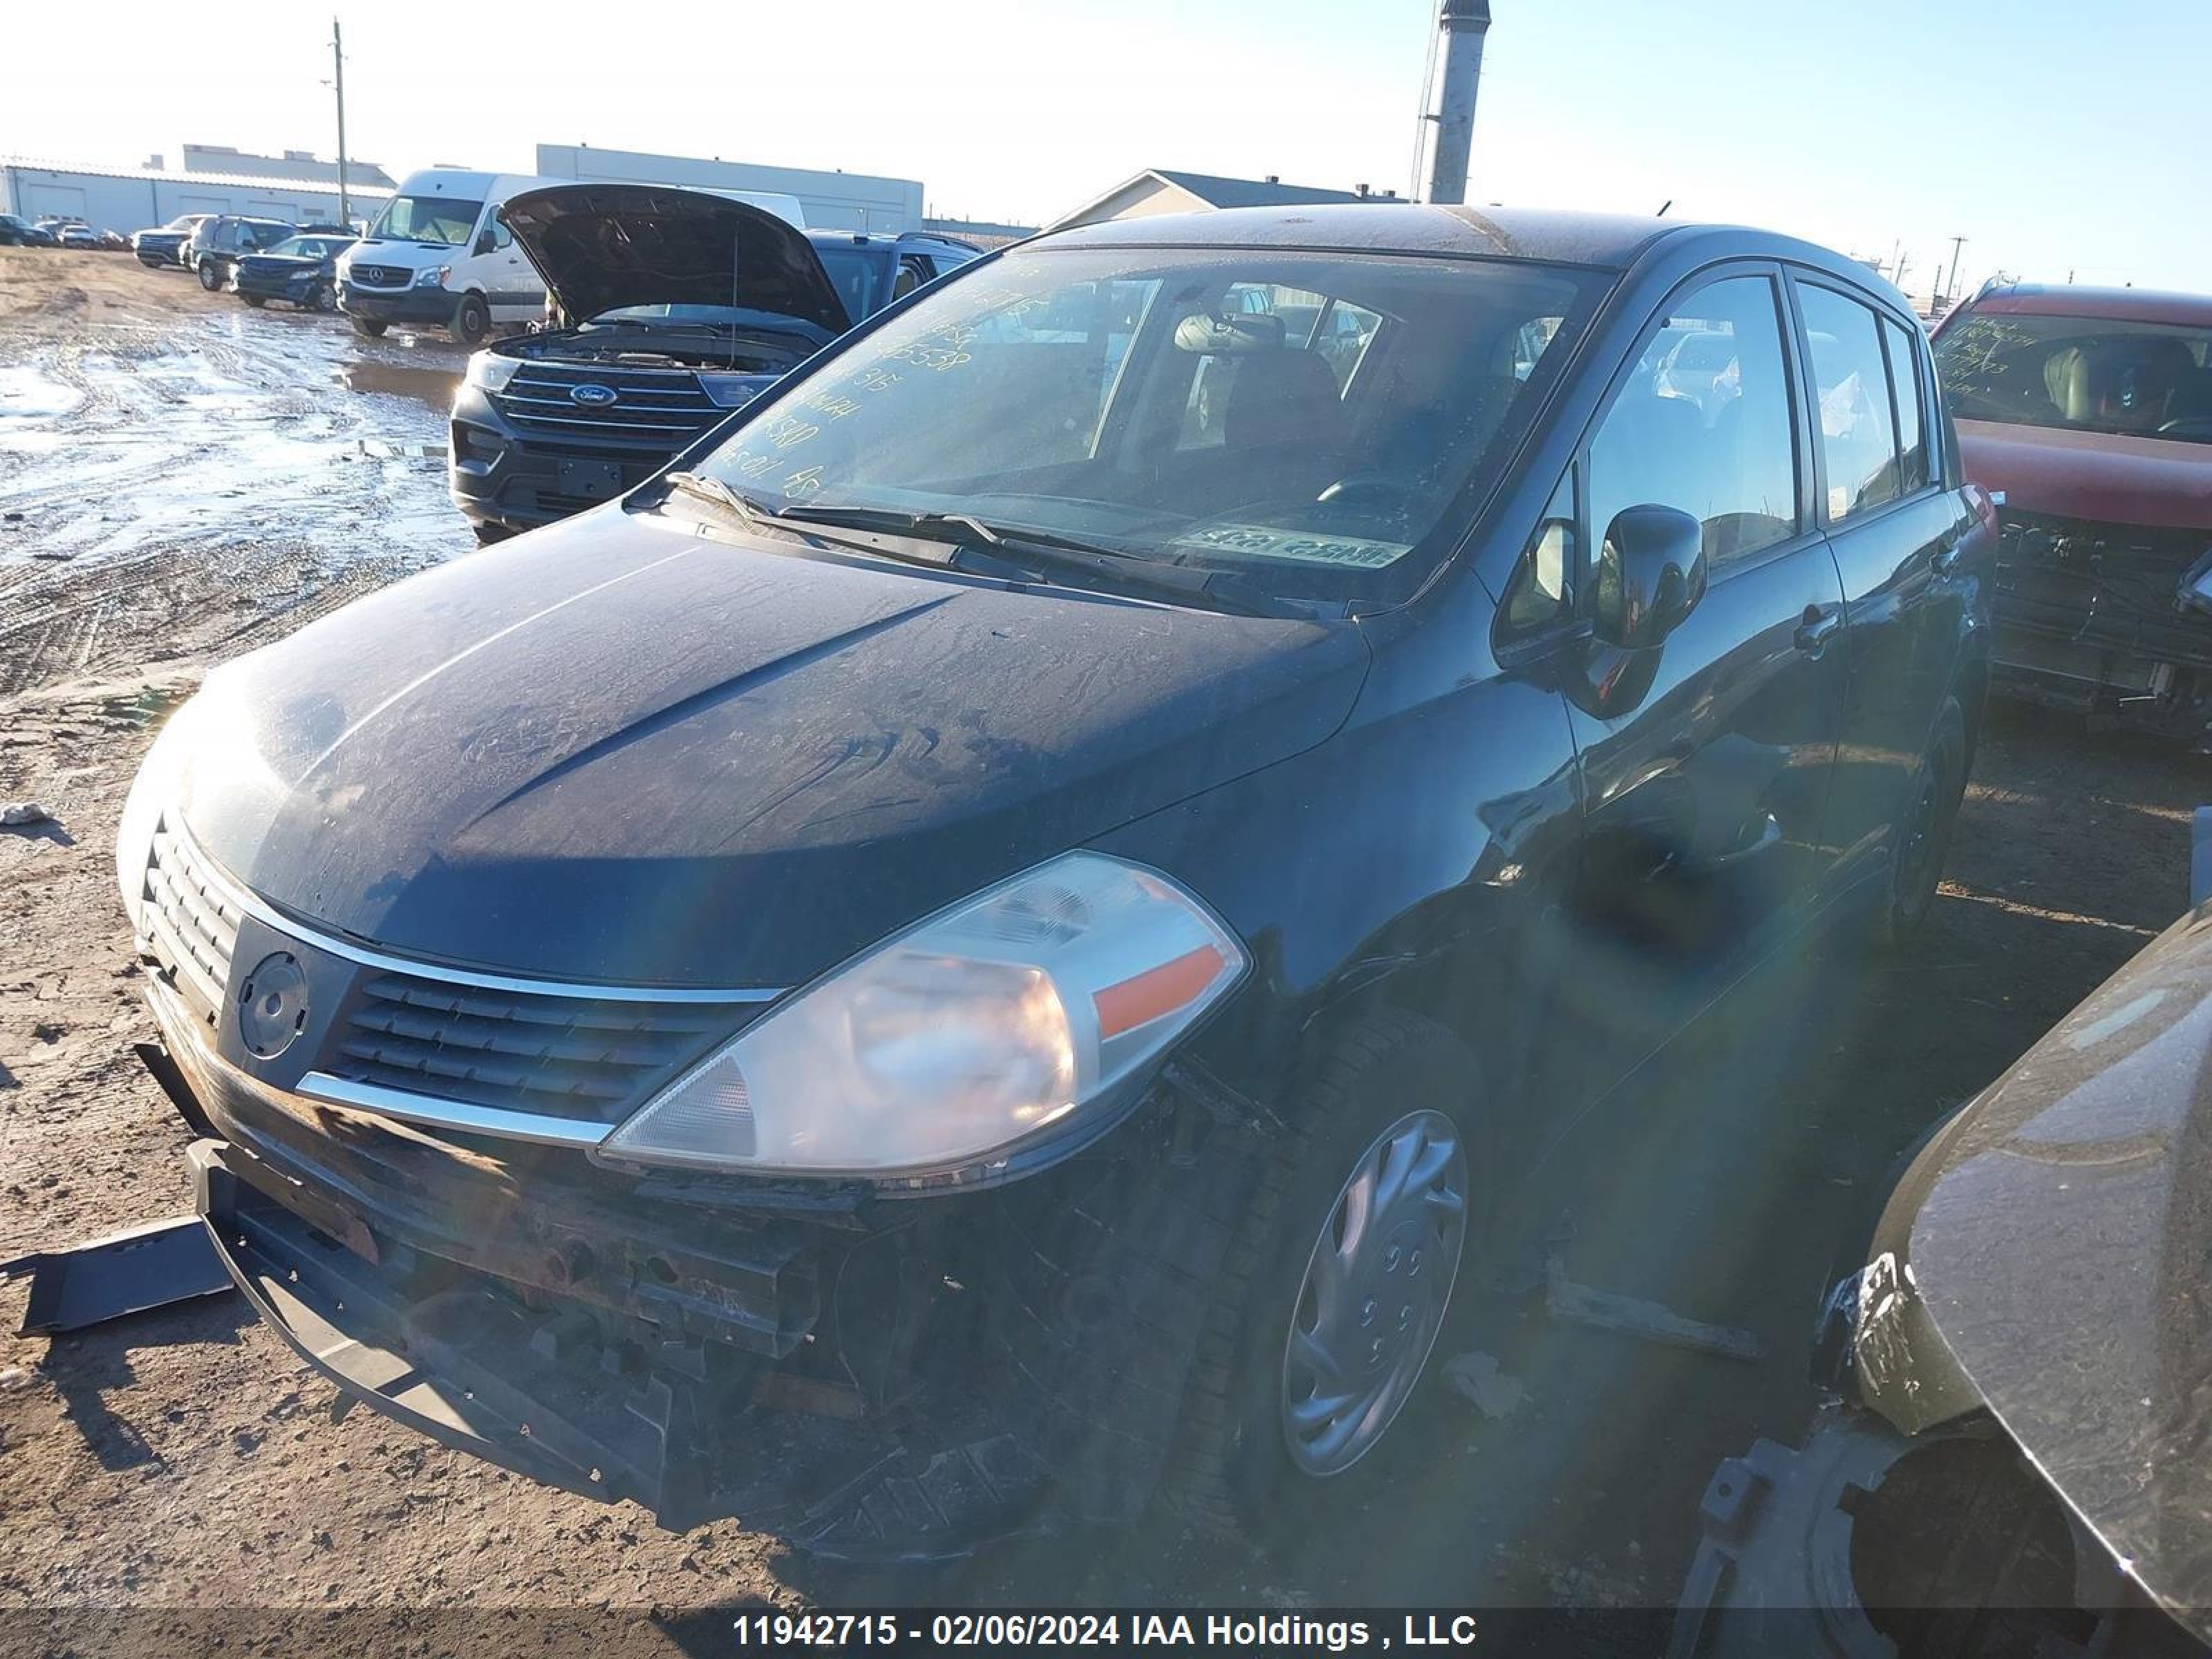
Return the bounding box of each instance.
[0,247,2202,1651]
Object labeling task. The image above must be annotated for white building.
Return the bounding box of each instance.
[534,144,923,234]
[1,147,393,234]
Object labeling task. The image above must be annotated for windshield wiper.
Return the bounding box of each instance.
[773,504,1277,615]
[663,470,778,529]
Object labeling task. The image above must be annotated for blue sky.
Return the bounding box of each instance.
[8,0,2207,296]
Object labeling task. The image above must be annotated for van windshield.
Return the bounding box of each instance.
[694,245,1606,603]
[371,195,483,247]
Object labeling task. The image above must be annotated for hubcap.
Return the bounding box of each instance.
[1280,1109,1468,1477]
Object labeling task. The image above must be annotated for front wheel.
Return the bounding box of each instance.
[470,521,515,547]
[308,282,336,314]
[350,315,387,339]
[1166,1009,1483,1544]
[1879,696,1968,948]
[197,260,223,292]
[241,294,265,308]
[449,293,491,347]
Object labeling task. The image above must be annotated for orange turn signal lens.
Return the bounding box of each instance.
[1094,944,1229,1040]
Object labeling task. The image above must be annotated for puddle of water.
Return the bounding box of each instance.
[337,358,461,412]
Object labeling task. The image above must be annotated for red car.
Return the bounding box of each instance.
[1933,283,2212,738]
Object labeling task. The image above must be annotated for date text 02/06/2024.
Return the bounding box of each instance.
[727,1612,1483,1651]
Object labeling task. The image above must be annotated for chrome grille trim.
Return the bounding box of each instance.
[296,1071,612,1149]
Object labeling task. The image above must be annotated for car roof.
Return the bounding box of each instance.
[1965,282,2212,329]
[1034,203,1911,303]
[804,229,980,255]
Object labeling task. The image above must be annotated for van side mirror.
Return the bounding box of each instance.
[475,229,498,256]
[1593,504,1706,650]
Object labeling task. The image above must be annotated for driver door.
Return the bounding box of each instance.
[1557,267,1849,1065]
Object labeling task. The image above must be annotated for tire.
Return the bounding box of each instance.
[1878,697,1968,949]
[197,259,223,292]
[1164,1008,1486,1546]
[449,293,491,347]
[350,315,387,339]
[308,282,336,314]
[471,521,515,547]
[241,294,265,308]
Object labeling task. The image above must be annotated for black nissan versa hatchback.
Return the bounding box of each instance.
[122,204,1993,1557]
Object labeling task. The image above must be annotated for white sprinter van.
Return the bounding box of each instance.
[337,169,565,346]
[337,167,809,347]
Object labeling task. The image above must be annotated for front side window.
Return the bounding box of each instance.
[1800,285,1903,522]
[1586,274,1800,568]
[1934,308,2212,444]
[372,195,485,247]
[695,246,1606,603]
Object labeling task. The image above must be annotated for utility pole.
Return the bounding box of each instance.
[332,18,350,229]
[1942,234,1967,305]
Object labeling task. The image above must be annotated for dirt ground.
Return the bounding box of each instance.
[1,248,2203,1651]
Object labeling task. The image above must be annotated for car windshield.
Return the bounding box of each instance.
[269,237,326,258]
[1936,310,2212,444]
[369,195,483,247]
[811,245,886,319]
[693,245,1606,603]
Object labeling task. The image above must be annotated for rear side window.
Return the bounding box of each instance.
[1881,315,1929,495]
[1799,284,1902,522]
[1586,273,1800,569]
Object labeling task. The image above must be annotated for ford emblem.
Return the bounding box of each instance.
[570,383,617,408]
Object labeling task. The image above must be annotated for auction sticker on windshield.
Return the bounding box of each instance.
[1172,523,1412,569]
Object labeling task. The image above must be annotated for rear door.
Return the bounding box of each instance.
[1791,276,1974,890]
[1561,265,1850,1051]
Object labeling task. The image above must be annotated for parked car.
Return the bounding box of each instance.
[121,204,1991,1558]
[0,212,38,247]
[185,215,297,290]
[231,233,356,312]
[340,167,807,348]
[19,223,57,248]
[1933,283,2212,740]
[450,185,977,540]
[97,229,130,252]
[133,213,214,268]
[56,223,98,250]
[1674,891,2212,1657]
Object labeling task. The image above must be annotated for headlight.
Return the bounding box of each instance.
[412,265,448,289]
[115,693,207,930]
[697,372,765,409]
[596,853,1247,1180]
[465,351,519,393]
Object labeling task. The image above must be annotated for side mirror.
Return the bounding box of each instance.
[474,229,498,256]
[1593,503,1706,650]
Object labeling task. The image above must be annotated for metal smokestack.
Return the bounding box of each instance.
[1421,0,1492,205]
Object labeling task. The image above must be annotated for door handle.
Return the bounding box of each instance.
[1794,606,1842,655]
[1931,536,1963,574]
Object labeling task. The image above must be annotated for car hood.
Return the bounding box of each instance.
[1864,903,2212,1636]
[176,507,1367,988]
[1957,418,2212,532]
[498,184,850,336]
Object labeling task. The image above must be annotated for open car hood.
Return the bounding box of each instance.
[1867,904,2212,1637]
[498,183,850,335]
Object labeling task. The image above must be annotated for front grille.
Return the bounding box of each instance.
[142,817,243,1031]
[349,263,410,289]
[325,973,761,1127]
[488,360,724,450]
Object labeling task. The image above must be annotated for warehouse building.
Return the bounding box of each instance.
[1049,168,1396,230]
[0,146,393,235]
[534,144,923,234]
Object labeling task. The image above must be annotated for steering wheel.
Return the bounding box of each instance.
[2157,416,2212,441]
